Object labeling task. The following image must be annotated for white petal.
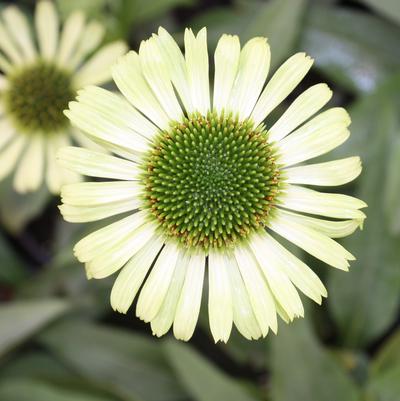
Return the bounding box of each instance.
[86,221,157,279]
[112,51,170,130]
[66,101,150,155]
[2,6,36,61]
[0,119,15,151]
[208,249,233,343]
[279,210,362,239]
[111,234,164,313]
[74,211,147,263]
[226,252,262,340]
[67,21,105,69]
[76,86,158,140]
[57,146,140,180]
[61,181,143,206]
[276,107,351,167]
[151,249,189,337]
[0,19,23,65]
[139,37,183,122]
[57,11,85,65]
[74,41,127,87]
[229,37,270,120]
[156,27,193,113]
[0,136,26,181]
[0,53,12,72]
[284,156,362,186]
[70,128,106,153]
[213,34,240,114]
[279,184,367,220]
[233,245,277,335]
[14,135,44,193]
[184,28,210,115]
[254,231,327,305]
[136,241,180,322]
[173,250,205,341]
[35,0,59,60]
[269,209,355,270]
[0,75,8,91]
[269,83,332,142]
[251,53,313,127]
[249,234,304,321]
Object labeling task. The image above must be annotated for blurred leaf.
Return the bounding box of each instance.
[358,0,400,25]
[164,339,260,401]
[300,4,400,93]
[0,378,118,401]
[0,232,26,285]
[270,318,361,401]
[0,299,69,357]
[0,178,50,233]
[328,78,400,346]
[371,329,400,376]
[191,0,306,68]
[39,320,186,401]
[56,0,107,18]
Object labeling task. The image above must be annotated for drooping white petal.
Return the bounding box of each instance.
[229,37,270,120]
[74,41,127,87]
[67,21,105,69]
[61,181,143,206]
[213,34,240,114]
[254,231,327,304]
[139,37,183,122]
[57,11,85,65]
[112,51,170,130]
[226,252,262,340]
[276,107,351,167]
[233,245,277,336]
[76,86,158,140]
[2,6,36,61]
[0,119,15,151]
[86,221,157,279]
[208,249,233,343]
[279,184,367,220]
[0,136,26,181]
[284,156,362,186]
[184,28,210,115]
[66,101,150,155]
[279,210,362,239]
[269,209,355,270]
[111,234,164,313]
[70,128,106,153]
[0,19,23,65]
[249,234,304,321]
[269,83,332,142]
[251,53,313,127]
[173,250,205,341]
[136,241,180,322]
[151,249,189,337]
[155,27,193,113]
[74,211,147,263]
[57,146,140,181]
[35,0,59,60]
[14,135,44,193]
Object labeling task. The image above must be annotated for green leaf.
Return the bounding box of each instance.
[0,232,26,285]
[300,4,400,93]
[0,378,120,401]
[371,329,400,376]
[358,0,400,25]
[270,318,361,401]
[0,299,69,357]
[191,0,307,68]
[39,320,186,401]
[328,78,400,347]
[164,339,260,401]
[56,0,108,18]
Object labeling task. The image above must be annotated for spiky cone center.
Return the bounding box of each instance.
[142,112,280,250]
[3,61,75,134]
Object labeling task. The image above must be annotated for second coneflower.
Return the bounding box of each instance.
[59,27,366,342]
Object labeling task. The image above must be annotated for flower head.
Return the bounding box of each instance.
[0,1,126,193]
[59,27,366,342]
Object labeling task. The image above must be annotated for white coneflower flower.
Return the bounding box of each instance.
[0,1,126,193]
[59,27,366,343]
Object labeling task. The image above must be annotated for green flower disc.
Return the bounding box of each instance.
[142,112,280,250]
